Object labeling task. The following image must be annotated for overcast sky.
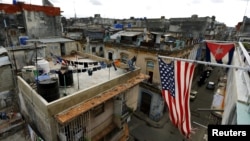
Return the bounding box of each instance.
[2,0,250,27]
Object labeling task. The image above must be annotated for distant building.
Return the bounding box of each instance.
[236,16,250,40]
[0,2,62,46]
[104,28,197,122]
[27,37,81,59]
[210,41,250,125]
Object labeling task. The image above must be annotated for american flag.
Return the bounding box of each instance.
[158,57,195,139]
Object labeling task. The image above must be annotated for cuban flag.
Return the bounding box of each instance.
[205,41,235,65]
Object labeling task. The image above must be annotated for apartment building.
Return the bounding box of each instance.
[216,41,250,125]
[0,2,62,46]
[102,27,199,122]
[17,51,148,141]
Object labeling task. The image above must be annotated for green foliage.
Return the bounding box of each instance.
[242,42,250,50]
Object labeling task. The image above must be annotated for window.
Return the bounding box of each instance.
[147,61,154,69]
[108,52,113,60]
[99,47,103,51]
[146,60,154,83]
[93,104,104,117]
[92,47,96,53]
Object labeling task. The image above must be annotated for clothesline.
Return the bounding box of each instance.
[158,55,250,71]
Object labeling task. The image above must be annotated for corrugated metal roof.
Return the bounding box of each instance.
[110,31,142,39]
[0,56,11,66]
[150,32,164,35]
[164,33,175,37]
[27,38,74,43]
[0,47,10,66]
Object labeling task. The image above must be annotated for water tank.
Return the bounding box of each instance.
[19,36,29,45]
[22,66,36,83]
[58,66,73,87]
[128,23,132,28]
[13,0,17,5]
[36,59,50,74]
[114,24,119,28]
[37,78,59,102]
[119,24,123,29]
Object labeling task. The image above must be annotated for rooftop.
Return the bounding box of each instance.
[55,72,147,124]
[27,53,128,101]
[18,52,148,124]
[27,37,74,44]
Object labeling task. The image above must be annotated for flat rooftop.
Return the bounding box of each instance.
[32,54,127,102]
[18,52,148,122]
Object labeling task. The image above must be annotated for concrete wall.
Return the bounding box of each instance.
[105,45,193,86]
[24,11,61,38]
[125,85,140,111]
[0,65,14,92]
[7,46,46,70]
[64,41,79,55]
[18,68,142,140]
[105,47,161,85]
[139,87,164,121]
[47,68,141,116]
[221,67,237,124]
[45,42,61,58]
[0,90,15,110]
[90,100,114,138]
[44,41,79,59]
[89,42,105,56]
[17,76,53,140]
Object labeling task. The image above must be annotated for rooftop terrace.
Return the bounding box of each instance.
[24,53,129,102]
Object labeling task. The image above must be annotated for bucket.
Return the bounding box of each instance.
[22,66,36,83]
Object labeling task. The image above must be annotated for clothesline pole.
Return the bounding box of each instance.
[109,67,110,80]
[76,55,80,90]
[158,55,250,71]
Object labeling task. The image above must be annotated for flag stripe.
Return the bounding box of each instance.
[205,41,235,65]
[158,58,195,139]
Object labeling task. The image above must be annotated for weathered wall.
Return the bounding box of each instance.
[24,11,61,38]
[105,46,161,84]
[90,100,114,138]
[45,42,61,58]
[105,45,193,85]
[17,76,54,141]
[139,87,164,121]
[125,85,140,111]
[7,46,46,70]
[47,68,141,116]
[64,41,78,55]
[44,41,79,59]
[0,65,14,92]
[18,67,142,140]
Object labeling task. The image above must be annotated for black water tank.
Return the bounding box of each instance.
[58,66,73,87]
[37,79,60,102]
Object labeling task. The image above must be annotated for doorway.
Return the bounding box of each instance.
[147,71,153,83]
[108,52,113,61]
[60,43,65,56]
[140,92,152,116]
